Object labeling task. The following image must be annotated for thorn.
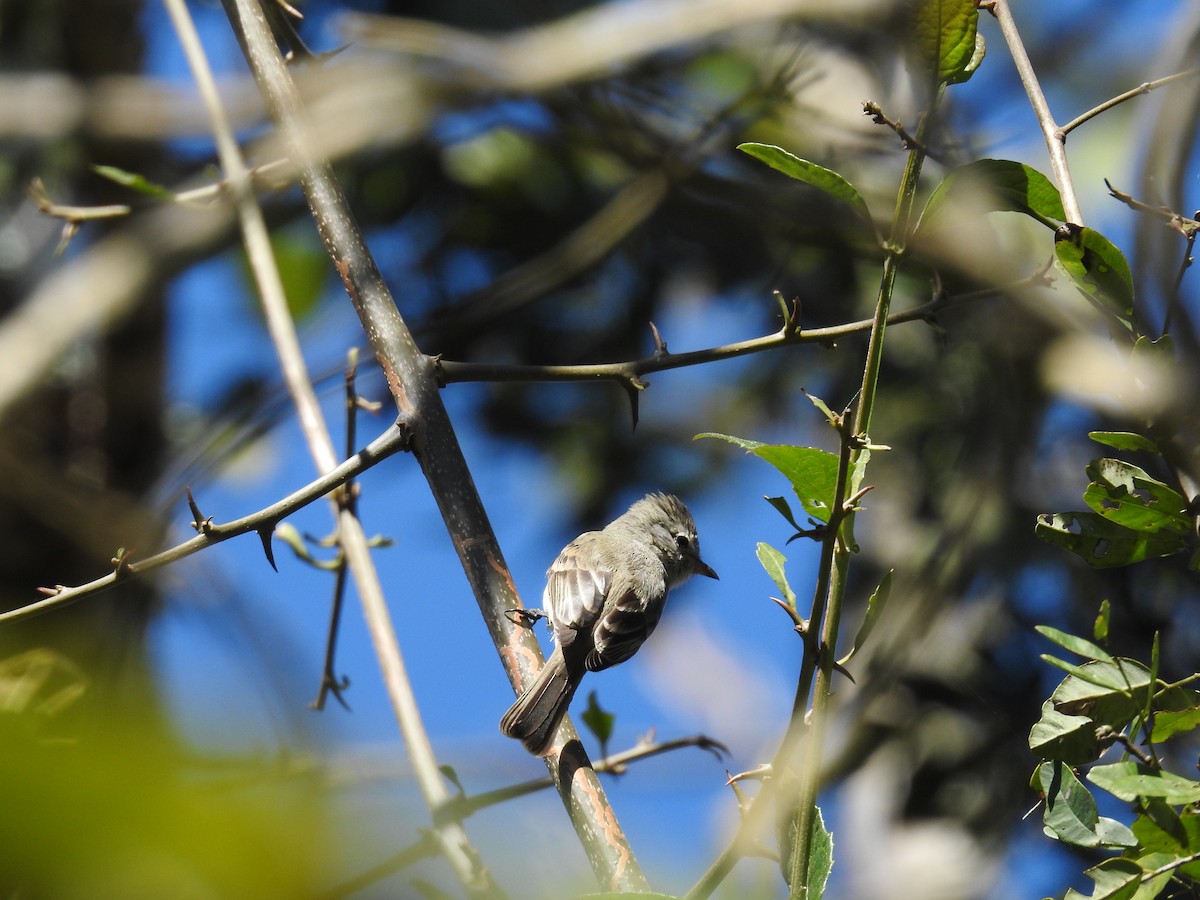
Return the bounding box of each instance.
[832,659,856,684]
[648,321,669,356]
[185,487,213,533]
[727,763,773,785]
[624,382,642,431]
[36,585,66,597]
[258,524,279,572]
[768,596,804,630]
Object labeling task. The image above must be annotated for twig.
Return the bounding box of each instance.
[1106,180,1200,238]
[437,269,1046,390]
[985,0,1083,225]
[1060,67,1200,137]
[3,422,409,623]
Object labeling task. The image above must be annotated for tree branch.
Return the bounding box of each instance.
[223,0,651,891]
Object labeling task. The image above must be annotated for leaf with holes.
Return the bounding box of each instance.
[1036,511,1187,568]
[1083,459,1191,536]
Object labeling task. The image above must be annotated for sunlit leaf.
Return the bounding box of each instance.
[1036,761,1137,849]
[757,542,797,611]
[1082,458,1190,535]
[737,143,871,223]
[698,434,838,523]
[909,0,981,85]
[1088,432,1161,454]
[920,159,1065,232]
[1036,625,1114,663]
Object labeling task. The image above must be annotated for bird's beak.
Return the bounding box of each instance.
[693,557,718,580]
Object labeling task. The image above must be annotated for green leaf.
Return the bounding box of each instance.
[839,570,893,666]
[698,434,839,523]
[1133,806,1200,881]
[1046,658,1152,732]
[264,231,330,322]
[736,143,871,222]
[1151,701,1200,742]
[1054,225,1135,330]
[1088,432,1162,454]
[806,806,834,899]
[581,691,614,756]
[778,803,833,896]
[757,543,797,611]
[1063,858,1146,900]
[1035,511,1188,568]
[764,496,806,534]
[920,159,1065,232]
[1093,599,1111,644]
[1036,761,1137,849]
[1036,625,1114,663]
[909,0,981,85]
[91,164,174,199]
[1089,761,1200,805]
[1083,459,1191,536]
[1029,699,1102,765]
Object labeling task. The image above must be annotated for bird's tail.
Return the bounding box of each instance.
[499,649,578,756]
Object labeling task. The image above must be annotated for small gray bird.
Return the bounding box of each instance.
[500,492,717,756]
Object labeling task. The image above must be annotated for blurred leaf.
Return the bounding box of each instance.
[91,163,173,199]
[1082,458,1190,535]
[839,570,892,666]
[1089,761,1200,805]
[242,231,330,323]
[698,434,838,523]
[757,542,797,610]
[581,691,614,757]
[736,143,871,223]
[1088,432,1161,454]
[439,765,465,796]
[909,0,981,85]
[1054,225,1135,330]
[1035,511,1188,568]
[1036,625,1114,663]
[919,159,1065,231]
[0,649,88,718]
[1093,600,1111,644]
[1036,761,1137,849]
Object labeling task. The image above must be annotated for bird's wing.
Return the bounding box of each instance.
[544,536,611,648]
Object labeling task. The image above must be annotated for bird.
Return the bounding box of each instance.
[500,492,717,756]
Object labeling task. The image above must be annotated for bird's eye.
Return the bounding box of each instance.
[675,534,692,553]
